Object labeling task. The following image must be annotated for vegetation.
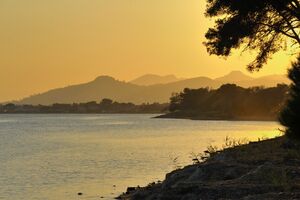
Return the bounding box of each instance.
[280,56,300,139]
[205,0,300,71]
[119,1,300,198]
[163,84,289,120]
[0,99,168,114]
[205,0,300,138]
[191,137,251,164]
[118,136,300,200]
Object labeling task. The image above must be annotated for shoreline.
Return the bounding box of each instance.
[155,112,278,122]
[0,112,164,115]
[0,112,277,122]
[117,136,300,200]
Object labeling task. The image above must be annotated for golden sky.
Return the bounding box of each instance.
[0,0,295,102]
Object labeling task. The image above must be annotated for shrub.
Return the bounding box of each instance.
[279,56,300,139]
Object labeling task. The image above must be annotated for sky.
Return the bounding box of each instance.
[0,0,296,102]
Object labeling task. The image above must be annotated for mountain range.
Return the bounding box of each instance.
[14,71,289,105]
[130,74,182,85]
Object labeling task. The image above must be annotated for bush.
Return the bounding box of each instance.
[279,56,300,139]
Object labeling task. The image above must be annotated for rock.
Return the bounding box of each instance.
[118,136,300,200]
[281,140,297,149]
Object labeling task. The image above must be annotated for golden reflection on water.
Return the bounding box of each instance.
[0,114,281,200]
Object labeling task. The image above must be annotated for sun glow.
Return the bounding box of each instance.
[0,0,295,102]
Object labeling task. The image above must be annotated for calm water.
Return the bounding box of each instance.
[0,114,281,200]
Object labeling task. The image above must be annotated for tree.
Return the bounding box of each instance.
[167,84,288,120]
[205,0,300,71]
[205,0,300,138]
[99,98,113,107]
[169,92,182,112]
[279,56,300,139]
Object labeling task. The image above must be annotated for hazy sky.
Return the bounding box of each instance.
[0,0,295,102]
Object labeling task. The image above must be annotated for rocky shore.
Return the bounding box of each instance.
[117,136,300,200]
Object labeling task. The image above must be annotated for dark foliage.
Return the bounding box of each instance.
[168,84,289,120]
[0,99,168,114]
[205,0,300,70]
[280,56,300,138]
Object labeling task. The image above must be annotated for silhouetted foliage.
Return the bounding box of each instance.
[205,0,300,137]
[0,99,168,114]
[280,56,300,138]
[205,0,300,71]
[168,84,289,120]
[100,98,113,107]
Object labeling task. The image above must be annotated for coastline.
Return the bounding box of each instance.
[117,136,300,200]
[155,112,277,122]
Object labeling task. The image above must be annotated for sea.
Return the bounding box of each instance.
[0,114,281,200]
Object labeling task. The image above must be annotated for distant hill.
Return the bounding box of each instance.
[17,76,218,105]
[14,71,290,105]
[213,71,289,87]
[18,76,143,105]
[130,74,181,85]
[236,74,290,88]
[215,70,254,83]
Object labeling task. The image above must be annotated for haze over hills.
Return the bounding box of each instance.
[130,74,181,86]
[215,71,254,83]
[214,71,290,88]
[13,71,289,105]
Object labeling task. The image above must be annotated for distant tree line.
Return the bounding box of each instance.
[164,84,289,120]
[0,98,168,114]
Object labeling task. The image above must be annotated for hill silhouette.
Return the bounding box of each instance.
[215,70,254,83]
[14,71,289,105]
[130,74,181,85]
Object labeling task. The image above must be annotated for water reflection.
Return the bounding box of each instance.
[0,114,281,200]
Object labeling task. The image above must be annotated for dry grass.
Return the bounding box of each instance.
[191,136,249,164]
